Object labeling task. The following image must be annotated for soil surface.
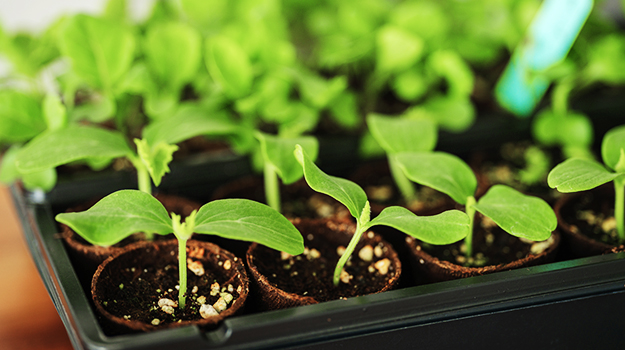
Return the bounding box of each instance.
[249,219,399,303]
[412,213,555,267]
[558,187,622,247]
[93,241,246,331]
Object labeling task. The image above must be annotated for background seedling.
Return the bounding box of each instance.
[548,124,625,242]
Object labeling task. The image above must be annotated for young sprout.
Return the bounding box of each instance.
[56,190,304,309]
[394,151,556,259]
[548,124,625,242]
[367,113,437,204]
[255,132,318,212]
[294,145,470,286]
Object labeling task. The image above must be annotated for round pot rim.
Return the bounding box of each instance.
[91,239,248,332]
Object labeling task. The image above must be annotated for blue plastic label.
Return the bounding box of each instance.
[495,0,593,117]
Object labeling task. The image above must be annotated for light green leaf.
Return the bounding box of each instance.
[367,113,437,154]
[194,199,304,255]
[420,95,475,133]
[376,25,424,73]
[548,158,619,193]
[297,72,347,109]
[205,36,253,99]
[367,206,469,245]
[56,190,173,246]
[473,185,556,241]
[144,21,201,89]
[277,103,320,138]
[134,139,178,187]
[43,94,67,131]
[428,50,474,98]
[22,167,57,192]
[295,144,367,220]
[15,125,132,173]
[328,91,361,129]
[602,125,625,172]
[69,93,116,123]
[0,91,45,143]
[392,68,429,101]
[143,104,239,145]
[0,146,21,184]
[395,152,476,205]
[257,133,318,185]
[58,14,135,90]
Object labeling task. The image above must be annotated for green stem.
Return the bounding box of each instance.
[389,155,417,203]
[464,196,476,259]
[178,238,188,309]
[129,156,154,240]
[333,221,366,286]
[552,79,573,116]
[264,164,281,212]
[615,177,625,243]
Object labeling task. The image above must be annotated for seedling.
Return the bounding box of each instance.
[394,151,556,259]
[14,103,239,194]
[57,189,303,309]
[255,132,318,212]
[366,113,437,204]
[295,145,470,285]
[548,124,625,242]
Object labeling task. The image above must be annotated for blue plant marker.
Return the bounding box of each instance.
[495,0,593,117]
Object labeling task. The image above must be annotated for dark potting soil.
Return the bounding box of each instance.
[417,214,552,267]
[95,243,243,328]
[559,188,622,247]
[250,221,398,302]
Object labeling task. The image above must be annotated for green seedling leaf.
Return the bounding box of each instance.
[144,21,201,89]
[548,158,619,192]
[15,125,132,174]
[205,36,253,99]
[22,167,57,192]
[328,91,361,129]
[143,104,239,145]
[428,50,474,98]
[59,14,135,90]
[392,68,429,101]
[0,146,21,184]
[69,93,117,123]
[134,139,178,187]
[295,144,367,219]
[43,94,67,131]
[417,95,476,133]
[367,114,437,154]
[277,103,320,137]
[367,206,469,245]
[194,199,304,255]
[104,0,127,21]
[602,125,625,172]
[376,25,424,73]
[473,185,556,241]
[56,190,172,246]
[395,152,477,205]
[297,72,347,109]
[0,91,45,143]
[257,133,319,185]
[532,109,593,149]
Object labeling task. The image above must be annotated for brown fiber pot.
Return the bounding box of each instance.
[553,185,622,258]
[405,214,561,283]
[60,192,201,265]
[91,239,248,332]
[246,218,401,310]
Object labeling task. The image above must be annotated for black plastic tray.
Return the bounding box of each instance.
[11,110,625,349]
[12,181,625,349]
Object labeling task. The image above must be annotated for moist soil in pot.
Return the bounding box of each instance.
[406,213,560,283]
[92,240,248,334]
[246,218,401,310]
[554,184,622,258]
